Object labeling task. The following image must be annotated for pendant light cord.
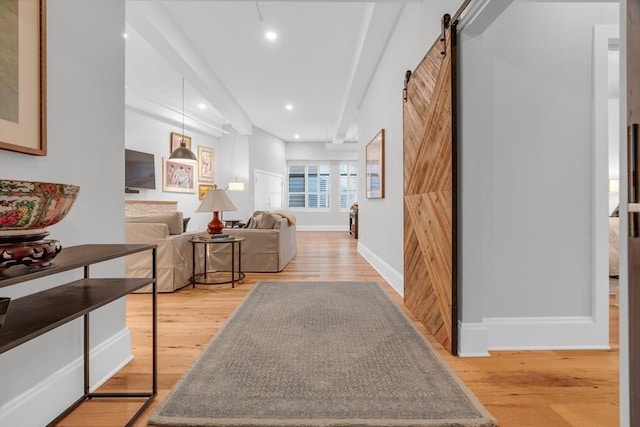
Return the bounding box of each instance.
[169,76,197,161]
[181,77,185,146]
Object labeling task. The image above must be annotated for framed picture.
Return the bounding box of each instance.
[198,184,214,201]
[0,0,47,156]
[366,129,385,199]
[170,132,192,153]
[197,146,215,182]
[162,157,195,193]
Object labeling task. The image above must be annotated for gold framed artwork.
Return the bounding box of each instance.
[366,129,385,199]
[162,157,195,193]
[198,184,214,201]
[0,0,47,156]
[170,132,192,153]
[197,146,215,182]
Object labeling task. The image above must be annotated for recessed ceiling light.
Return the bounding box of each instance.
[294,134,300,139]
[285,104,293,111]
[198,103,207,109]
[265,31,277,41]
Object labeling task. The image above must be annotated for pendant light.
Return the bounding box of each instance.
[170,78,197,161]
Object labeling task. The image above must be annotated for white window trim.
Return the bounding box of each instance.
[287,162,331,211]
[339,162,358,212]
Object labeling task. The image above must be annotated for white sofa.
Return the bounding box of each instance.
[209,210,297,272]
[125,212,203,292]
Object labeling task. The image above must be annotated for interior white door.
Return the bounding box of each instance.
[254,170,284,212]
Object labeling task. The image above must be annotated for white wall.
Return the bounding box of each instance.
[248,126,287,218]
[286,141,358,229]
[0,1,127,425]
[357,0,454,294]
[286,141,358,162]
[124,109,232,231]
[217,125,251,222]
[458,1,618,353]
[358,0,618,353]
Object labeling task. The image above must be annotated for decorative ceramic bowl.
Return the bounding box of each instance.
[0,180,80,239]
[0,240,63,270]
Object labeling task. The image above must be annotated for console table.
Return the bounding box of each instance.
[0,244,157,427]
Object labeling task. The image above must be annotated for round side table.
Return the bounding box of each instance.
[190,235,246,287]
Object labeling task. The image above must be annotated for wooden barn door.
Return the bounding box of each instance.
[403,15,458,354]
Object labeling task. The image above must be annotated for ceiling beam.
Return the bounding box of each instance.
[332,2,403,144]
[126,87,228,137]
[127,2,253,135]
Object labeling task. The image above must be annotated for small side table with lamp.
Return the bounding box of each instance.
[196,185,238,235]
[193,184,246,287]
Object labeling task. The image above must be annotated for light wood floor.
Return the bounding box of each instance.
[59,231,619,427]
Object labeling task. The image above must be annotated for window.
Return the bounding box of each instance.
[339,163,358,209]
[287,164,330,209]
[288,165,306,208]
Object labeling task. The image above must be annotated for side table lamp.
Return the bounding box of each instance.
[196,187,237,234]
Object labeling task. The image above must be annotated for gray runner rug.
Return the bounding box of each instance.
[148,281,496,427]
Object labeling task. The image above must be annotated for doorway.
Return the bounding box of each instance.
[254,169,284,212]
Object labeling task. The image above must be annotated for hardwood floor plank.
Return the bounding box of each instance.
[57,231,619,426]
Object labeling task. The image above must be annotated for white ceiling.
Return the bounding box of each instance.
[125,1,405,144]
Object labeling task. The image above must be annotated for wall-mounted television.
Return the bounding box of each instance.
[125,149,156,190]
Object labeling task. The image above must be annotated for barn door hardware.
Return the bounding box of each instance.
[440,14,451,57]
[403,70,412,103]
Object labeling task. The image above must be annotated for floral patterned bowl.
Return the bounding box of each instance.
[0,180,80,239]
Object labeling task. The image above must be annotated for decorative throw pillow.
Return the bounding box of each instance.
[247,214,262,229]
[257,212,280,229]
[183,217,191,232]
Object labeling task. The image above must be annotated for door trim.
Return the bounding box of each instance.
[593,24,619,334]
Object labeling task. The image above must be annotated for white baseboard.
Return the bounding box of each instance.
[357,242,404,296]
[296,225,349,232]
[484,316,610,351]
[89,328,134,392]
[457,321,490,357]
[459,315,610,356]
[0,328,133,427]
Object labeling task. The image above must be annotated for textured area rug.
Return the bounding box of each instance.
[149,282,496,427]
